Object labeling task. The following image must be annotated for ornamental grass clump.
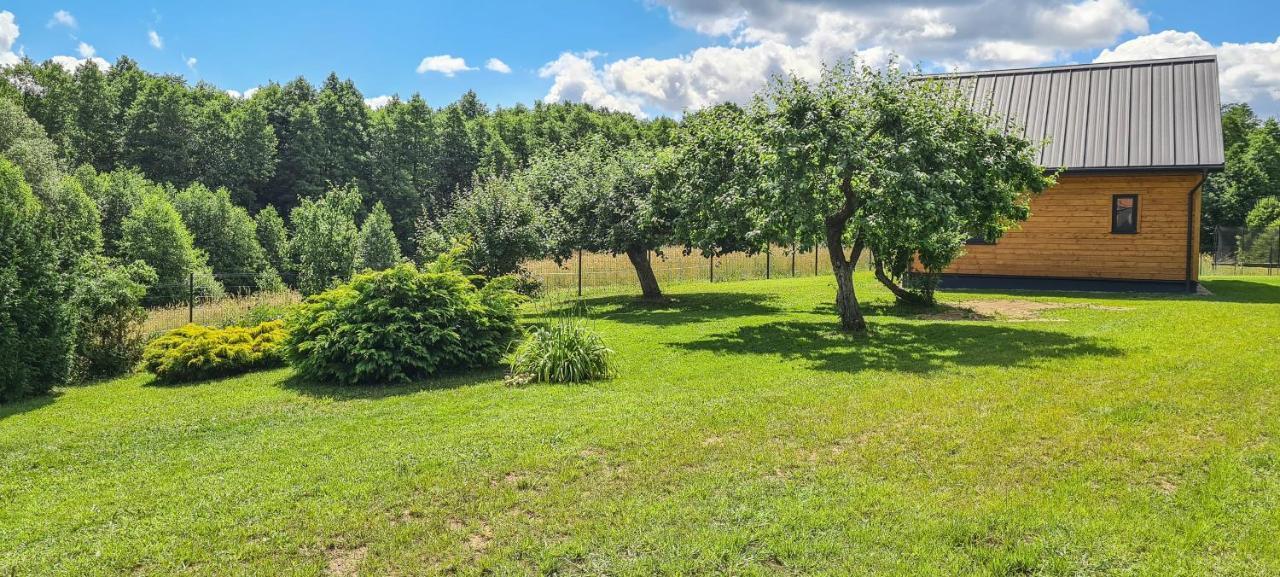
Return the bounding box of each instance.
[282,261,523,386]
[141,320,287,382]
[508,319,614,384]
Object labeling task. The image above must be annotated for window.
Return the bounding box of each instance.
[1112,194,1138,234]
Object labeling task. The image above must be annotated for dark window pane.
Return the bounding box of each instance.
[1112,195,1138,234]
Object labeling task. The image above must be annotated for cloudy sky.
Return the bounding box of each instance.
[2,0,1278,116]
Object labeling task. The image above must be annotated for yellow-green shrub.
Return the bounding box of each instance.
[142,320,286,382]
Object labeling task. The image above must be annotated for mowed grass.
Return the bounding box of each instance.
[3,274,1280,576]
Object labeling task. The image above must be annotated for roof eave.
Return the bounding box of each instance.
[1048,164,1225,175]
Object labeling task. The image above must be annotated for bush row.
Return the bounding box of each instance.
[140,252,614,386]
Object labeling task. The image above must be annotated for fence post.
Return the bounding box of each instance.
[188,272,195,324]
[576,248,583,297]
[791,246,796,277]
[709,254,715,283]
[1274,231,1280,276]
[814,249,819,276]
[765,249,771,280]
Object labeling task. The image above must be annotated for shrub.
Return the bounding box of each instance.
[355,201,402,271]
[289,185,360,295]
[438,175,543,277]
[508,319,614,384]
[70,257,156,380]
[1246,197,1280,230]
[141,320,287,383]
[0,158,73,401]
[283,261,524,385]
[254,205,289,276]
[172,182,268,283]
[119,193,215,304]
[227,302,295,328]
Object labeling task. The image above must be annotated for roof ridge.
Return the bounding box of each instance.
[923,55,1218,79]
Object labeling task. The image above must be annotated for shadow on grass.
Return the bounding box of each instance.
[534,291,784,326]
[1200,279,1280,304]
[279,367,506,401]
[677,320,1122,374]
[0,390,60,421]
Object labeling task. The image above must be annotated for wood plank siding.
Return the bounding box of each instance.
[940,172,1202,282]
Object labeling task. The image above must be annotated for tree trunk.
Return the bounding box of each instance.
[824,173,867,333]
[625,246,663,300]
[825,221,867,333]
[874,258,930,305]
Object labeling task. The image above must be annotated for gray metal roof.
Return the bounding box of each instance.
[930,56,1224,172]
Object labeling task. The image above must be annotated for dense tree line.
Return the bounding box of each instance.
[1,57,673,250]
[1205,104,1280,245]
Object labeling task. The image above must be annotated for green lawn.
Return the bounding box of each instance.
[4,274,1280,576]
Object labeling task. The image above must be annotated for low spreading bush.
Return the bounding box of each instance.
[141,320,287,382]
[508,319,614,384]
[283,261,524,386]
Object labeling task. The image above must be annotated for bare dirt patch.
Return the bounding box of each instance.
[919,299,1129,322]
[325,545,367,576]
[466,524,493,552]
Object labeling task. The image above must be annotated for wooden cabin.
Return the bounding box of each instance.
[929,56,1224,292]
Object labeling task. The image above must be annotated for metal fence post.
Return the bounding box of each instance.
[188,272,195,324]
[576,248,583,296]
[791,246,796,277]
[814,249,819,276]
[709,254,715,283]
[1274,231,1280,276]
[765,249,771,280]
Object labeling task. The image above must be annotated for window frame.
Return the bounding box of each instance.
[1111,194,1139,235]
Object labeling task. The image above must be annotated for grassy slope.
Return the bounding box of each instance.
[3,274,1279,576]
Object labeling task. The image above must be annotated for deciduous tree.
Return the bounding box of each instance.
[748,61,1052,330]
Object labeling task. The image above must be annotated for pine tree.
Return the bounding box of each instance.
[355,202,402,271]
[123,77,194,185]
[255,205,290,277]
[431,105,479,219]
[316,73,371,191]
[70,62,120,170]
[257,79,328,210]
[370,93,436,246]
[228,98,278,207]
[456,89,488,120]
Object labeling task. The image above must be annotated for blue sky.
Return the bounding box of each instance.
[2,1,1279,116]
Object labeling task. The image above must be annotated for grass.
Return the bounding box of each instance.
[3,273,1280,576]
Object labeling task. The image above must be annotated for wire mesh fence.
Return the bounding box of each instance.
[1206,225,1280,276]
[141,272,302,335]
[141,245,860,334]
[520,244,842,298]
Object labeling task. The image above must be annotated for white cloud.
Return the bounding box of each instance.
[365,94,393,109]
[540,0,1151,116]
[48,9,76,30]
[185,56,197,70]
[227,87,260,99]
[148,29,163,49]
[416,55,475,76]
[50,55,108,72]
[1,11,20,68]
[485,58,512,74]
[1096,30,1280,116]
[966,41,1057,67]
[539,52,646,116]
[77,41,95,59]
